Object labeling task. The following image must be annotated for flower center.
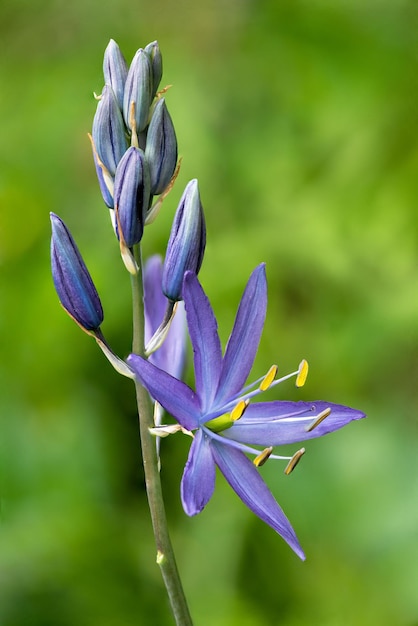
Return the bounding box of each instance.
[205,398,249,433]
[205,413,234,433]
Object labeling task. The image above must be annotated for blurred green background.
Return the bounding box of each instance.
[1,0,418,624]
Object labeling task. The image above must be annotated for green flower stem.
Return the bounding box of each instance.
[130,244,193,626]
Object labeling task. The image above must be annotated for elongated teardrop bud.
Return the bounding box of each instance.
[50,213,104,331]
[145,98,177,196]
[92,85,128,176]
[113,146,150,247]
[144,40,163,97]
[103,39,128,110]
[123,48,153,134]
[162,179,206,301]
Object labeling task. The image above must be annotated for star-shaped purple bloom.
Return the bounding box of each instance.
[127,264,365,559]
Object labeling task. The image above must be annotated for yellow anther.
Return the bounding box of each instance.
[284,448,305,475]
[259,364,278,391]
[231,398,250,421]
[254,447,273,467]
[295,359,309,388]
[305,407,331,432]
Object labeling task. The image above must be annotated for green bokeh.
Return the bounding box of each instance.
[1,1,418,624]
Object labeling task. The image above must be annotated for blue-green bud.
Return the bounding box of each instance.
[162,179,206,301]
[92,85,129,177]
[144,40,163,97]
[103,39,128,111]
[145,98,177,196]
[123,49,153,134]
[113,147,150,247]
[50,213,104,331]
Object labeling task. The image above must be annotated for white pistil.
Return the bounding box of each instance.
[305,407,331,432]
[253,447,273,467]
[284,448,306,475]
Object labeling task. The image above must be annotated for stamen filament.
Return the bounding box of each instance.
[305,407,331,432]
[284,448,305,475]
[221,369,302,414]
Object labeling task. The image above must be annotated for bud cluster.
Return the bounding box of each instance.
[51,39,206,349]
[91,40,178,248]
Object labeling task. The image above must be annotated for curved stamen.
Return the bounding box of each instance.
[305,407,331,432]
[259,365,278,391]
[235,404,318,425]
[218,367,303,415]
[202,424,264,456]
[284,448,305,475]
[295,359,309,388]
[203,426,303,466]
[231,398,250,421]
[254,447,273,467]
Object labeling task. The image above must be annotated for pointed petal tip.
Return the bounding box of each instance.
[215,262,268,404]
[294,544,306,561]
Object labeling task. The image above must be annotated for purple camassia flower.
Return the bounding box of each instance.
[128,264,365,559]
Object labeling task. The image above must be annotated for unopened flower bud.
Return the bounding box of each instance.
[162,179,206,301]
[92,85,128,176]
[50,213,104,331]
[123,49,153,134]
[113,147,150,247]
[145,98,177,196]
[103,39,128,110]
[144,40,163,97]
